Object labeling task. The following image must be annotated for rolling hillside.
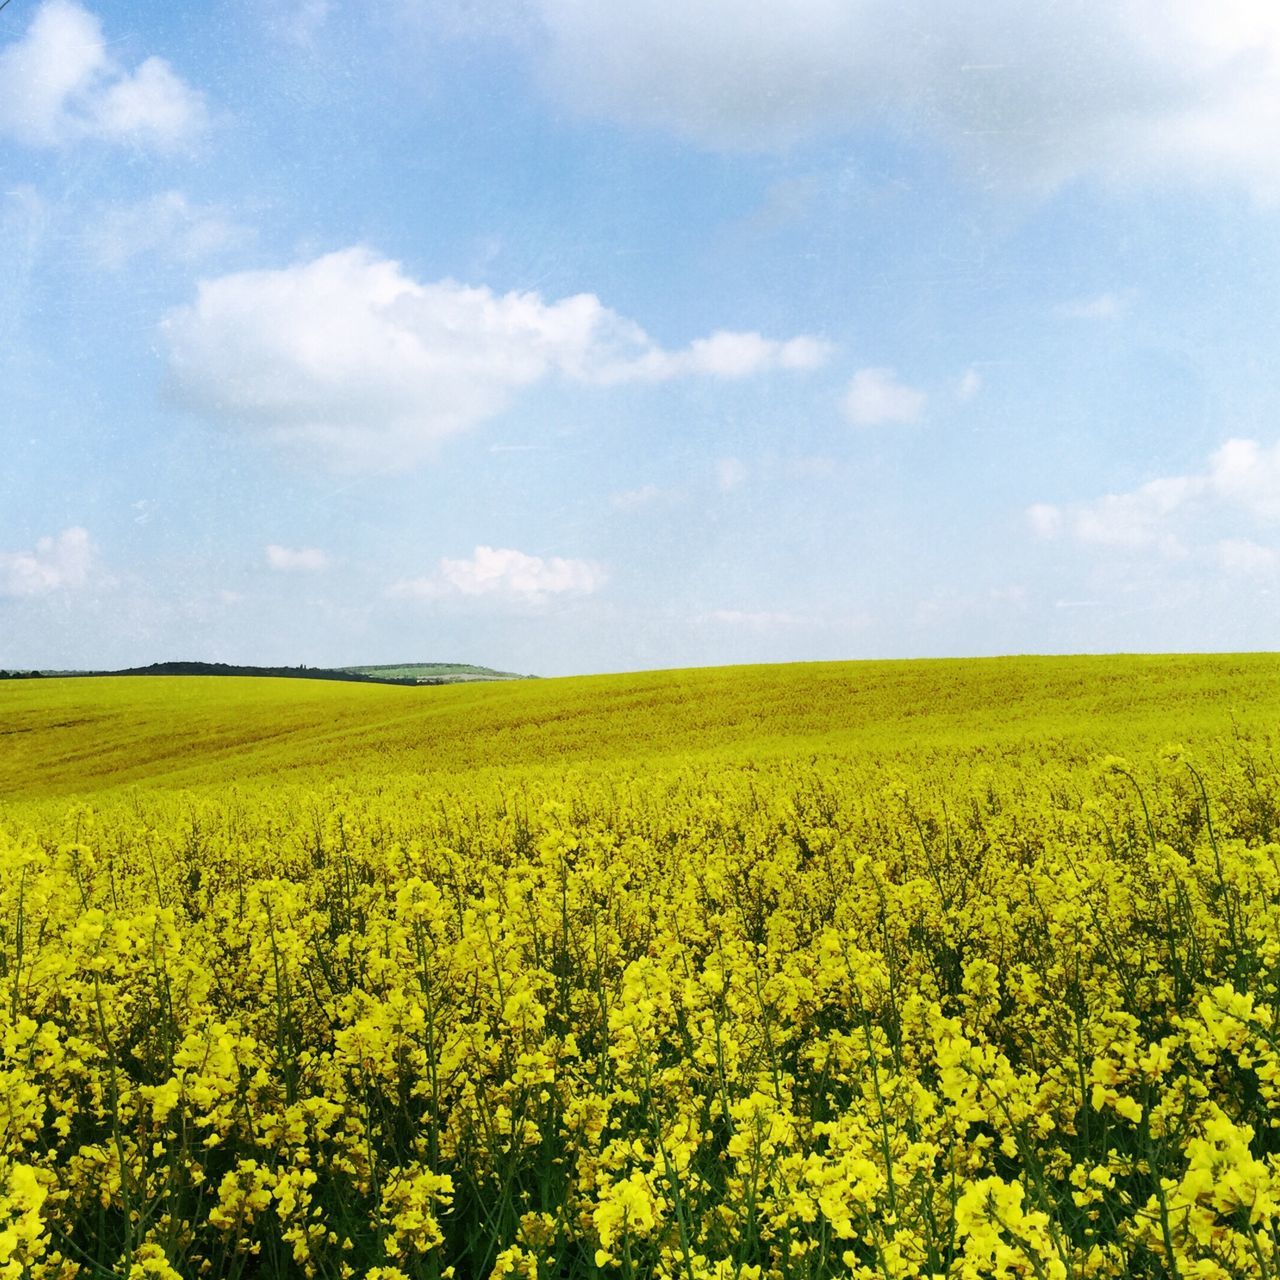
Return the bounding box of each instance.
[4,652,1280,801]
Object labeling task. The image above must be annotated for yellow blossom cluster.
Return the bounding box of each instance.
[4,668,1280,1279]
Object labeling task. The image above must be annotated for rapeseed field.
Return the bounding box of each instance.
[4,656,1280,1280]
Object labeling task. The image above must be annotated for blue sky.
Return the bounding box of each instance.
[4,0,1280,675]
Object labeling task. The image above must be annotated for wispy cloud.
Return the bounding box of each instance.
[1217,537,1280,578]
[956,368,983,401]
[611,484,671,510]
[530,2,1280,198]
[265,544,329,572]
[1029,437,1280,557]
[89,192,250,270]
[715,457,747,492]
[1056,291,1134,321]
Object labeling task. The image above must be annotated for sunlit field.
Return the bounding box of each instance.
[4,656,1280,1279]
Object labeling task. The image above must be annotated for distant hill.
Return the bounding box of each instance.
[337,663,530,684]
[9,653,1280,800]
[1,661,529,686]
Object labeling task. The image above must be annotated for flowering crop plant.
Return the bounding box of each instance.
[4,656,1280,1279]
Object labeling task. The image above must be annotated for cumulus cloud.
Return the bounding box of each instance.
[529,0,1280,196]
[842,367,926,427]
[0,527,94,597]
[390,545,606,604]
[88,192,251,270]
[1028,437,1280,556]
[0,0,206,149]
[161,247,829,470]
[265,544,329,572]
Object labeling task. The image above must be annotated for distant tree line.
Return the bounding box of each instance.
[0,662,424,686]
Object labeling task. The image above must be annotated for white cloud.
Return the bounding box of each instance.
[1026,503,1064,539]
[667,331,831,379]
[1056,291,1133,321]
[1029,477,1199,554]
[957,368,983,401]
[715,457,747,492]
[1207,437,1280,521]
[265,544,329,572]
[611,484,667,510]
[89,192,251,270]
[1073,477,1200,554]
[843,367,926,427]
[1217,538,1279,577]
[390,545,606,604]
[0,527,94,597]
[94,56,201,143]
[1028,437,1280,557]
[0,1,206,149]
[529,0,1280,197]
[161,247,828,470]
[272,0,332,47]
